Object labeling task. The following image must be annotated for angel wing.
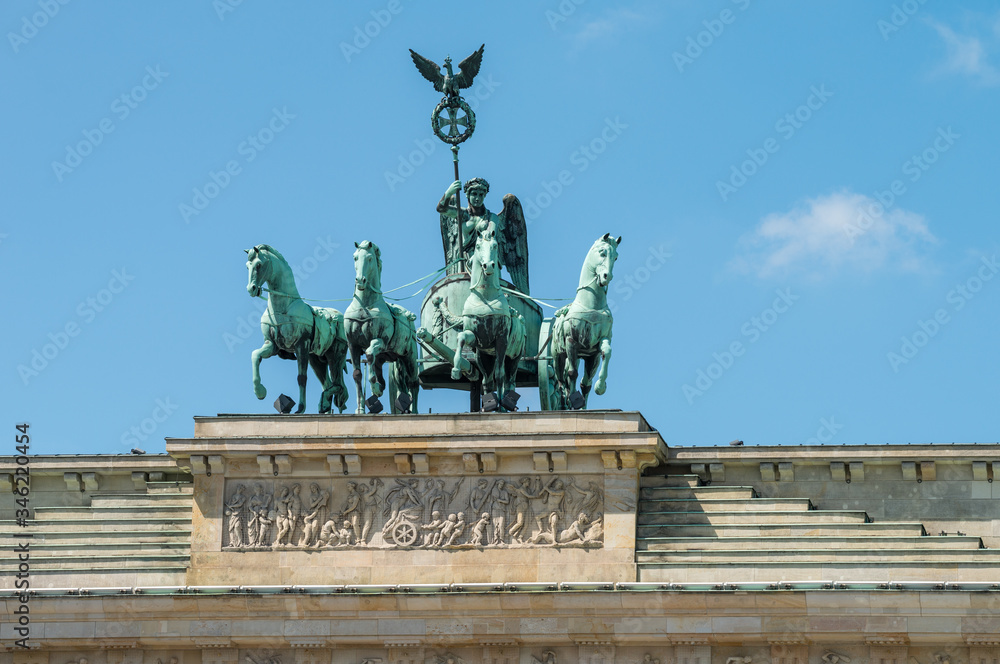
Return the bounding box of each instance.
[499,193,529,295]
[409,49,445,93]
[453,44,485,89]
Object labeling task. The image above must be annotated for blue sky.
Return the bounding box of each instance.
[4,1,1000,454]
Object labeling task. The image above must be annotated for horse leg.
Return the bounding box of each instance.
[388,364,400,414]
[593,338,612,396]
[494,335,508,402]
[366,339,386,397]
[579,353,602,409]
[553,347,569,404]
[327,339,349,413]
[406,340,420,414]
[505,355,519,397]
[390,339,420,414]
[409,376,419,415]
[349,344,365,415]
[294,341,310,414]
[309,356,332,414]
[451,330,474,380]
[565,337,580,395]
[479,350,498,394]
[252,339,277,400]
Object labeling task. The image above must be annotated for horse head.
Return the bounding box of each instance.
[245,245,271,298]
[471,226,499,291]
[353,240,383,293]
[585,233,622,289]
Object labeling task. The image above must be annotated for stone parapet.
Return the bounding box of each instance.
[666,444,1000,549]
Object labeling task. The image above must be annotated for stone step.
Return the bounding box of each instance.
[640,475,702,488]
[637,560,1000,583]
[12,565,191,577]
[638,498,815,513]
[0,553,190,570]
[637,535,985,551]
[11,540,191,561]
[147,481,194,494]
[639,486,757,501]
[637,548,1000,564]
[32,505,192,520]
[1,517,192,530]
[90,493,193,508]
[637,521,927,539]
[4,529,192,545]
[637,510,870,526]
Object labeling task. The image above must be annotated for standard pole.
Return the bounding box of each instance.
[452,145,465,273]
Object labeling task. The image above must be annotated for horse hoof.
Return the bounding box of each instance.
[451,368,462,380]
[595,381,606,396]
[254,384,267,400]
[294,405,306,414]
[371,384,383,397]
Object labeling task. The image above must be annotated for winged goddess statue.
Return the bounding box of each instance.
[410,44,530,295]
[437,177,530,296]
[409,44,485,101]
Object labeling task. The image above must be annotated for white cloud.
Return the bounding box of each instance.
[572,8,646,49]
[731,191,937,279]
[927,15,1000,86]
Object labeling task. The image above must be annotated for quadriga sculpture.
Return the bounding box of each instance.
[245,244,349,413]
[344,241,421,414]
[451,226,526,402]
[552,233,621,409]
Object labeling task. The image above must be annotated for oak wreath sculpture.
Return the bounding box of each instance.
[242,44,620,414]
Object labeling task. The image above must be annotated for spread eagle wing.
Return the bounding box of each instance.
[453,44,485,89]
[409,49,445,93]
[499,193,529,295]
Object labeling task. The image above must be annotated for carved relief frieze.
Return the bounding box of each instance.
[821,653,851,664]
[221,474,605,550]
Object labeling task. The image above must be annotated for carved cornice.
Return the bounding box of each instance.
[866,636,909,646]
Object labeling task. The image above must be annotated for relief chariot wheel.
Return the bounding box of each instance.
[391,520,419,547]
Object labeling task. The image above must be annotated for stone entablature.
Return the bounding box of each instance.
[165,411,665,585]
[5,587,1000,656]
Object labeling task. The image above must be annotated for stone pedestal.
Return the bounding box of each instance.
[166,410,665,585]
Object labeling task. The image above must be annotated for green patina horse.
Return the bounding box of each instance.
[552,233,621,409]
[245,244,349,414]
[451,227,526,402]
[344,241,420,414]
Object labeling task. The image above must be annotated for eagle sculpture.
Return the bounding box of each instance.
[409,44,485,99]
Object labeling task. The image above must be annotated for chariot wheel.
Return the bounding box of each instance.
[537,318,565,411]
[391,521,418,547]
